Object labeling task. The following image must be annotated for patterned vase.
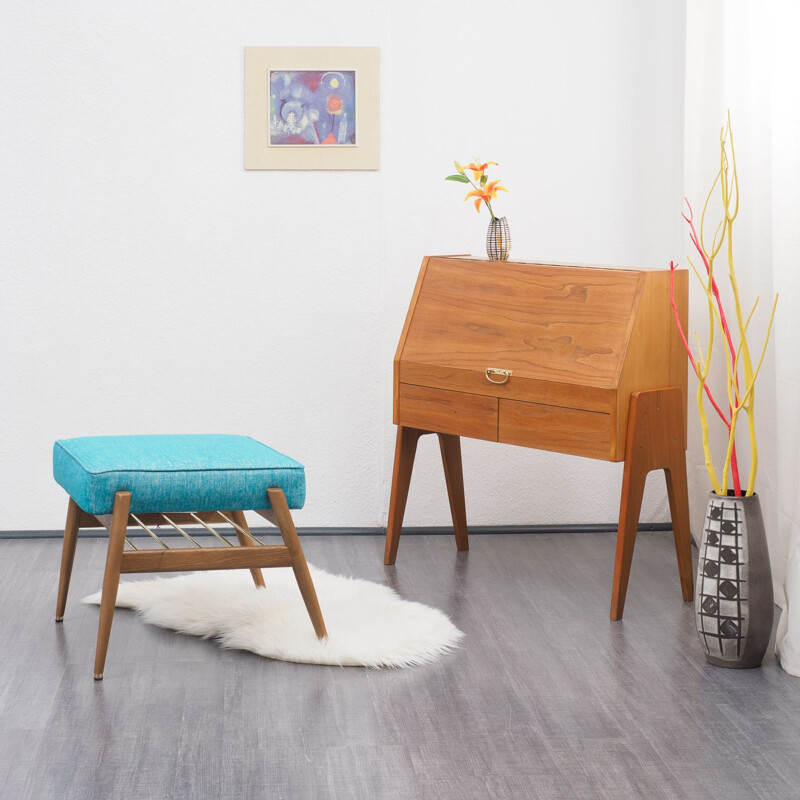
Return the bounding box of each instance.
[695,492,773,668]
[486,216,511,261]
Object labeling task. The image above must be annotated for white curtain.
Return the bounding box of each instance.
[684,0,800,674]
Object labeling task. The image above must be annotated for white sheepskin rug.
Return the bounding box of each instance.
[83,565,463,668]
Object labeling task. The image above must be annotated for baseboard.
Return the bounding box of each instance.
[0,522,674,540]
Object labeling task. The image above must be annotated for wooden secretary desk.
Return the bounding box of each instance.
[384,255,694,619]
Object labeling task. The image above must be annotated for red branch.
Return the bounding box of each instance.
[670,262,730,424]
[681,200,741,495]
[682,201,739,384]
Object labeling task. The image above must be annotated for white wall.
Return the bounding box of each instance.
[684,0,799,609]
[683,0,779,541]
[0,0,686,530]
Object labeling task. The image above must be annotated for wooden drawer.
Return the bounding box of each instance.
[498,399,612,460]
[397,384,498,441]
[399,360,615,412]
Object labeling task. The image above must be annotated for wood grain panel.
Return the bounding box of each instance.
[120,545,293,573]
[499,399,612,460]
[399,360,614,411]
[393,254,470,424]
[397,384,498,441]
[394,255,433,425]
[614,269,688,456]
[401,257,643,390]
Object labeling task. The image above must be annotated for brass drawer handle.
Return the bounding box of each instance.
[485,368,512,385]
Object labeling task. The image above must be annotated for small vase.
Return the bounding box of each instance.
[486,216,511,261]
[695,491,773,668]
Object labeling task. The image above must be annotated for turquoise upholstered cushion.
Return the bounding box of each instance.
[53,435,305,515]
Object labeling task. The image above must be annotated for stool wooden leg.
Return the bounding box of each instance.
[94,490,131,680]
[55,498,81,621]
[266,488,327,640]
[437,433,469,552]
[230,510,266,589]
[384,426,425,565]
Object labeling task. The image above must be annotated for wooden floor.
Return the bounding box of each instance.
[2,532,799,800]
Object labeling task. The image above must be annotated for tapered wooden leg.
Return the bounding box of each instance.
[55,498,81,621]
[611,460,647,620]
[94,490,131,679]
[266,488,327,639]
[665,460,694,601]
[610,388,692,620]
[384,426,425,565]
[230,510,266,588]
[437,433,469,551]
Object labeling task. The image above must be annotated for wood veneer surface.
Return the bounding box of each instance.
[401,257,643,390]
[394,256,688,458]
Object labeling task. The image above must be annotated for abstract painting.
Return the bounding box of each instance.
[245,47,379,170]
[269,70,356,146]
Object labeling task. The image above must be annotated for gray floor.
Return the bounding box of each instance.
[1,531,798,800]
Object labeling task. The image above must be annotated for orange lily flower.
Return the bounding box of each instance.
[464,179,508,212]
[463,161,498,181]
[484,179,507,198]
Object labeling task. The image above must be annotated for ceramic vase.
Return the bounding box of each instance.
[695,491,773,668]
[486,216,511,261]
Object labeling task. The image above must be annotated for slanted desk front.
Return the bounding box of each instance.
[384,255,693,619]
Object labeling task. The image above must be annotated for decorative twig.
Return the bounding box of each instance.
[675,113,778,497]
[670,263,730,425]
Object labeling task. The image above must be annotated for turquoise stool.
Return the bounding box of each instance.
[53,434,327,679]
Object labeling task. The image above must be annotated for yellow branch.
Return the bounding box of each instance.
[716,116,752,491]
[734,299,777,414]
[700,169,723,259]
[729,300,758,408]
[727,112,740,221]
[688,255,738,411]
[697,373,723,494]
[685,115,776,496]
[744,293,779,494]
[720,407,739,494]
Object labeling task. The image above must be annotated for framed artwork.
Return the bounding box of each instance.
[245,47,380,170]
